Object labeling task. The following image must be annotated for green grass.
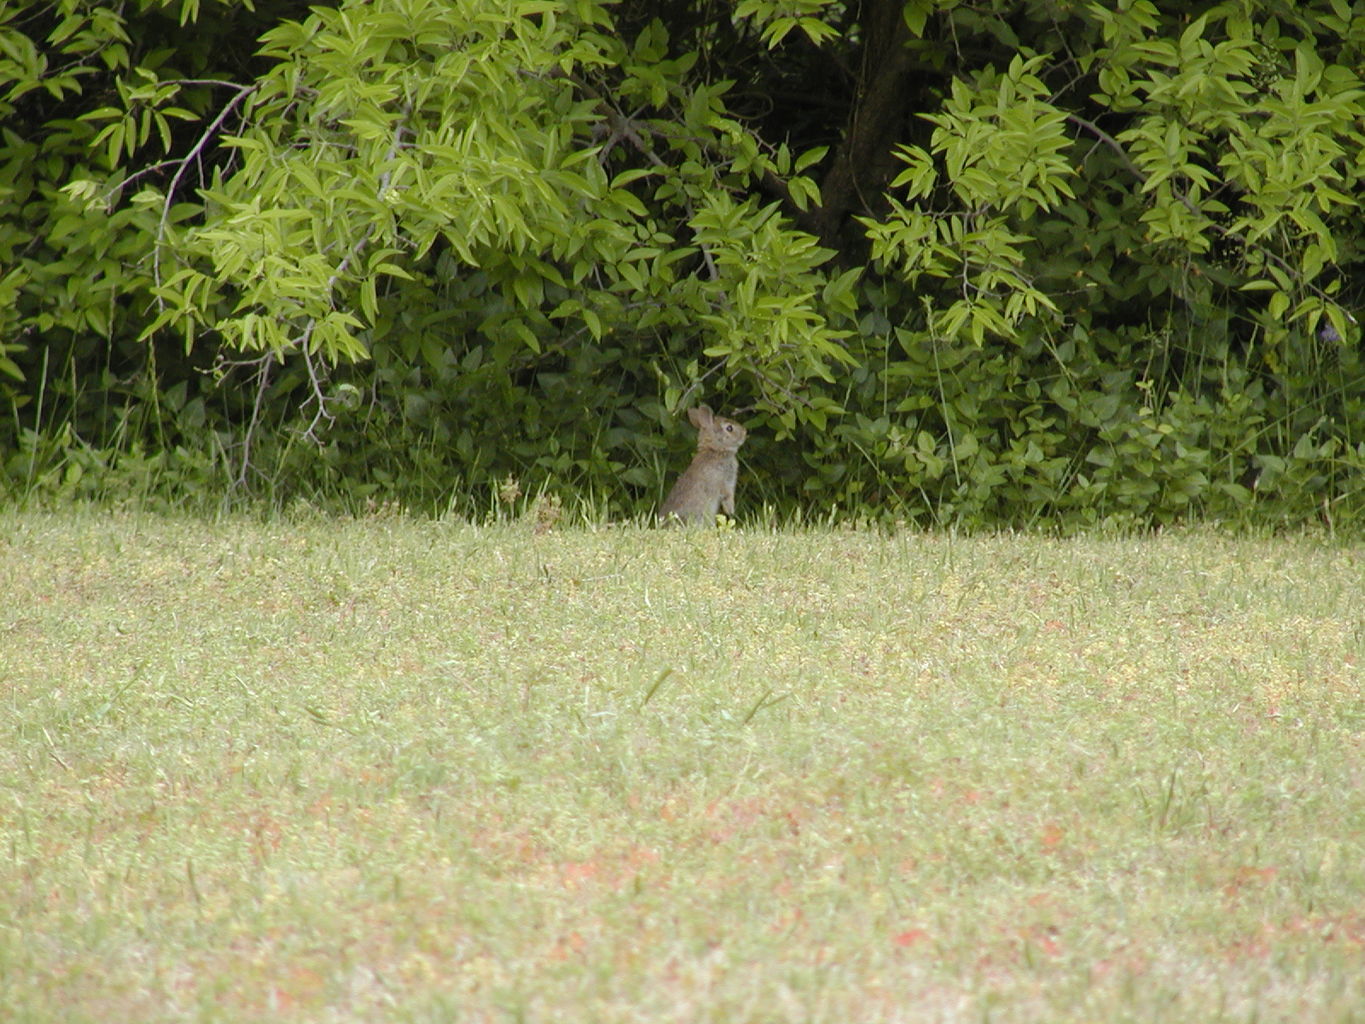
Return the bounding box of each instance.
[2,508,1362,1023]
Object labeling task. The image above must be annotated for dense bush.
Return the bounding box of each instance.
[3,0,1363,528]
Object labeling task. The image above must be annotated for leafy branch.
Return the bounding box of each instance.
[1066,113,1357,327]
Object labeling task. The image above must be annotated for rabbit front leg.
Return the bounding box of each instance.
[720,458,739,516]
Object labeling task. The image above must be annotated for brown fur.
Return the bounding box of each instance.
[658,405,748,525]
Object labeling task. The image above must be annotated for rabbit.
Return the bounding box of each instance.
[658,404,749,524]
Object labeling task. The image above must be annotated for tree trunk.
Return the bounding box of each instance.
[812,0,919,252]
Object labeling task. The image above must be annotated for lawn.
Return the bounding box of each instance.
[1,508,1362,1022]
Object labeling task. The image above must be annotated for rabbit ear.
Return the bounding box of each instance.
[688,405,714,429]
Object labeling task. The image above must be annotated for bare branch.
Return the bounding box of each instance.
[233,350,275,490]
[299,346,334,445]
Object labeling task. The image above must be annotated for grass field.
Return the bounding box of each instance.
[1,507,1362,1023]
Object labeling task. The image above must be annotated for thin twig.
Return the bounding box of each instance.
[300,345,335,444]
[235,350,275,489]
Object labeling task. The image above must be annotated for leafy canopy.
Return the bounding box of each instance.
[6,0,1365,526]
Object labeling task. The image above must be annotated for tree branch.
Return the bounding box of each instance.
[152,81,259,297]
[291,101,415,449]
[228,350,275,490]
